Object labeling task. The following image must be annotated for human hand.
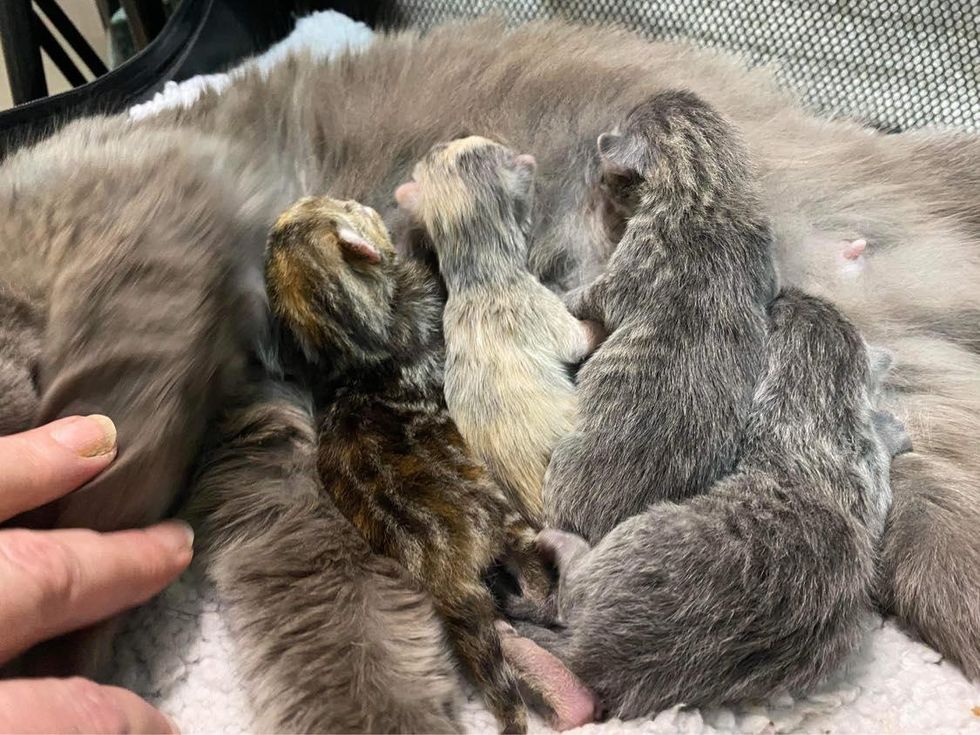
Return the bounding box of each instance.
[0,415,192,733]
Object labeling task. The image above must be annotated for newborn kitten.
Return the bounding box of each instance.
[189,377,461,733]
[395,136,598,526]
[547,90,779,543]
[517,288,908,718]
[265,196,593,734]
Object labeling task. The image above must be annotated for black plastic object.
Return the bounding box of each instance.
[0,0,381,159]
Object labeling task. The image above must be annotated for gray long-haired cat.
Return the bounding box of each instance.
[1,17,979,730]
[545,90,778,544]
[514,288,909,718]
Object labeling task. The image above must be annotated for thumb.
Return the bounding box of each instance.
[0,415,117,522]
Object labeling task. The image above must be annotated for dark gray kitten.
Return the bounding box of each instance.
[547,91,778,544]
[517,289,909,719]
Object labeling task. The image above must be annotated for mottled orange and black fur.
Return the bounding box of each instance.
[265,196,549,734]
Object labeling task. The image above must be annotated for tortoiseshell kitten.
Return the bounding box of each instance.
[265,196,551,734]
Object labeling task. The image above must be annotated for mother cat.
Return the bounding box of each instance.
[0,17,978,732]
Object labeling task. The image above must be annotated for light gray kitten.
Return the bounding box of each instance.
[515,289,910,719]
[547,90,778,544]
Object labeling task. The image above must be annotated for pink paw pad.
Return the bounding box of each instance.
[838,238,868,277]
[842,238,867,261]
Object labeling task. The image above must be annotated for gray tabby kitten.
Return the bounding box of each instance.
[547,91,778,543]
[517,289,910,719]
[2,18,979,728]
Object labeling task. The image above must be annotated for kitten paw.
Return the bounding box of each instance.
[536,528,591,577]
[496,622,602,731]
[873,409,913,456]
[580,319,608,354]
[502,588,559,626]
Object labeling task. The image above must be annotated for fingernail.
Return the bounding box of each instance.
[149,520,195,555]
[49,414,117,458]
[163,712,181,734]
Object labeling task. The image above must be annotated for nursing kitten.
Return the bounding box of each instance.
[265,195,576,734]
[3,16,980,713]
[395,136,599,525]
[547,91,778,543]
[189,377,461,733]
[515,289,908,718]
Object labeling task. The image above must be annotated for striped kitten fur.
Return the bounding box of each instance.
[264,195,551,734]
[546,91,779,543]
[515,289,907,718]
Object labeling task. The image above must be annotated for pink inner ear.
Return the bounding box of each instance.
[337,226,381,264]
[514,153,537,169]
[394,181,422,211]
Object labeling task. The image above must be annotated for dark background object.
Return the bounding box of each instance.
[0,0,47,106]
[1,0,977,160]
[379,0,978,135]
[0,0,381,159]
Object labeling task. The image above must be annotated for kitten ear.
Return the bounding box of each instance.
[597,132,645,175]
[337,225,381,264]
[394,181,422,213]
[514,153,537,174]
[511,153,537,197]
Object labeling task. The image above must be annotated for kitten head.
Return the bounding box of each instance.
[265,196,398,365]
[595,90,749,213]
[394,136,536,267]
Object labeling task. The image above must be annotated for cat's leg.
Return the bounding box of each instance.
[190,383,461,733]
[495,621,600,731]
[871,336,980,680]
[511,620,571,660]
[502,590,561,627]
[542,432,610,544]
[502,527,591,626]
[536,528,592,574]
[872,410,913,457]
[436,580,528,734]
[502,514,552,602]
[547,299,607,365]
[562,279,608,324]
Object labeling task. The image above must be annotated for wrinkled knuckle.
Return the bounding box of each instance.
[1,531,82,608]
[63,678,130,734]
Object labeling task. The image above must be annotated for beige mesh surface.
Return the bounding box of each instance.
[385,0,979,133]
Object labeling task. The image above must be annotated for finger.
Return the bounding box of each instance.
[0,415,117,522]
[0,521,193,663]
[0,677,178,733]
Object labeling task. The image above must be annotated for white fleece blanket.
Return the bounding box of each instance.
[117,11,980,733]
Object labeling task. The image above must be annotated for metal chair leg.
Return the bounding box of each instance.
[0,0,47,105]
[35,0,109,77]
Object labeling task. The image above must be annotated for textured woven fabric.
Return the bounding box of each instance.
[385,0,978,133]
